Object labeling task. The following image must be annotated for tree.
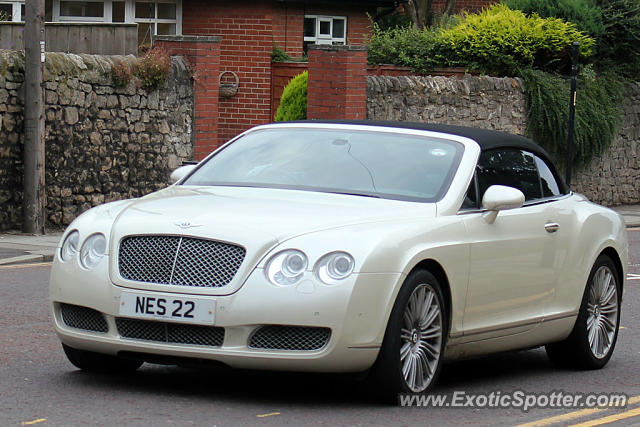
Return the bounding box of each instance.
[404,0,457,28]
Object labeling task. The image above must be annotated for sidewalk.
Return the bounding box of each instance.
[0,204,638,266]
[0,232,62,265]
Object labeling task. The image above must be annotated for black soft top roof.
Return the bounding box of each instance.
[290,120,569,192]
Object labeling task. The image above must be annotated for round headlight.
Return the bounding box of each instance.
[316,252,355,284]
[60,230,79,262]
[79,233,107,270]
[265,250,308,286]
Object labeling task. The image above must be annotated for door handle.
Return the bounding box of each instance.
[545,222,560,233]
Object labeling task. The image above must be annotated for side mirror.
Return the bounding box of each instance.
[169,164,196,184]
[481,185,525,223]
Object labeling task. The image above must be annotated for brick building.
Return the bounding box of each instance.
[177,0,395,152]
[0,0,492,158]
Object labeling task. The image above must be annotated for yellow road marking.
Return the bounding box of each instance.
[256,412,280,418]
[22,419,46,425]
[619,326,627,330]
[567,406,640,427]
[515,395,640,427]
[0,262,52,270]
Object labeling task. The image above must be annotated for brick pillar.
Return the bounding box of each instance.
[153,35,221,160]
[307,45,367,120]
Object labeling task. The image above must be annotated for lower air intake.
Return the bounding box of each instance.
[60,303,109,333]
[115,318,224,347]
[249,325,331,351]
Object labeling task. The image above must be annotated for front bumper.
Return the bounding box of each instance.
[49,257,402,373]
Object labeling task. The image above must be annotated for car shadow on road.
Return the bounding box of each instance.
[61,347,564,406]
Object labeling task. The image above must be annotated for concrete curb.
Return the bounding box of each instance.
[0,253,54,266]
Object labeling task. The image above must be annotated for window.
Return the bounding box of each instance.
[51,0,181,47]
[477,149,541,202]
[303,15,346,54]
[534,156,562,198]
[474,149,566,207]
[0,1,24,21]
[135,1,178,47]
[461,174,479,210]
[59,1,104,19]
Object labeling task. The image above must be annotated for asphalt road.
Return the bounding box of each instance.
[1,231,639,427]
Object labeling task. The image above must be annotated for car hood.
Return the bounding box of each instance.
[112,185,436,242]
[106,185,436,295]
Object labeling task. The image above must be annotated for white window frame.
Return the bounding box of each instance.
[51,0,181,35]
[0,1,24,21]
[304,15,347,46]
[132,0,182,37]
[54,0,108,22]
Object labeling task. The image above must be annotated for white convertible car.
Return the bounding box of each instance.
[50,121,627,395]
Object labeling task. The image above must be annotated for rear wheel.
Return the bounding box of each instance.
[546,255,621,369]
[63,344,143,373]
[370,270,447,398]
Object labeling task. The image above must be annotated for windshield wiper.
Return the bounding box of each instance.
[323,190,381,198]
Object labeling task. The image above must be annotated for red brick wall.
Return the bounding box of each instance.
[154,35,221,161]
[182,0,274,148]
[181,0,378,147]
[307,45,367,120]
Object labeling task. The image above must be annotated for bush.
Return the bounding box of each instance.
[521,67,623,168]
[111,60,133,88]
[367,23,447,72]
[275,71,308,122]
[134,47,172,90]
[438,4,594,75]
[503,0,605,40]
[368,4,594,75]
[596,0,640,79]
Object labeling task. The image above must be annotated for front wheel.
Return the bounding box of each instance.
[370,270,448,397]
[63,344,143,373]
[546,254,621,369]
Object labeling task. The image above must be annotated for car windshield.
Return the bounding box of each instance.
[183,127,464,202]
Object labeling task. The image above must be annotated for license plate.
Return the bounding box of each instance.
[119,291,215,325]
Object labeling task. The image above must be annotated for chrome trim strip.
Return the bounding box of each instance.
[168,236,183,285]
[449,311,578,338]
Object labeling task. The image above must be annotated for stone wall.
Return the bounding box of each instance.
[571,82,640,206]
[0,50,194,231]
[367,75,640,206]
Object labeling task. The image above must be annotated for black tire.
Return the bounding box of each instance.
[546,254,621,369]
[369,270,448,400]
[63,344,143,373]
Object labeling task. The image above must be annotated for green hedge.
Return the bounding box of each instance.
[368,4,594,76]
[439,5,593,75]
[503,0,604,39]
[275,71,308,122]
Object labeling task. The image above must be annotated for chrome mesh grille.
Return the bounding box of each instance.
[249,326,331,351]
[115,318,225,347]
[118,236,245,288]
[60,304,108,333]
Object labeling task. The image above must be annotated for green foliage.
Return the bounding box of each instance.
[111,60,133,88]
[134,47,171,90]
[503,0,605,40]
[271,44,307,63]
[373,11,413,31]
[368,4,594,75]
[275,71,308,122]
[367,23,447,72]
[0,10,9,21]
[595,0,640,79]
[521,67,623,168]
[438,4,594,75]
